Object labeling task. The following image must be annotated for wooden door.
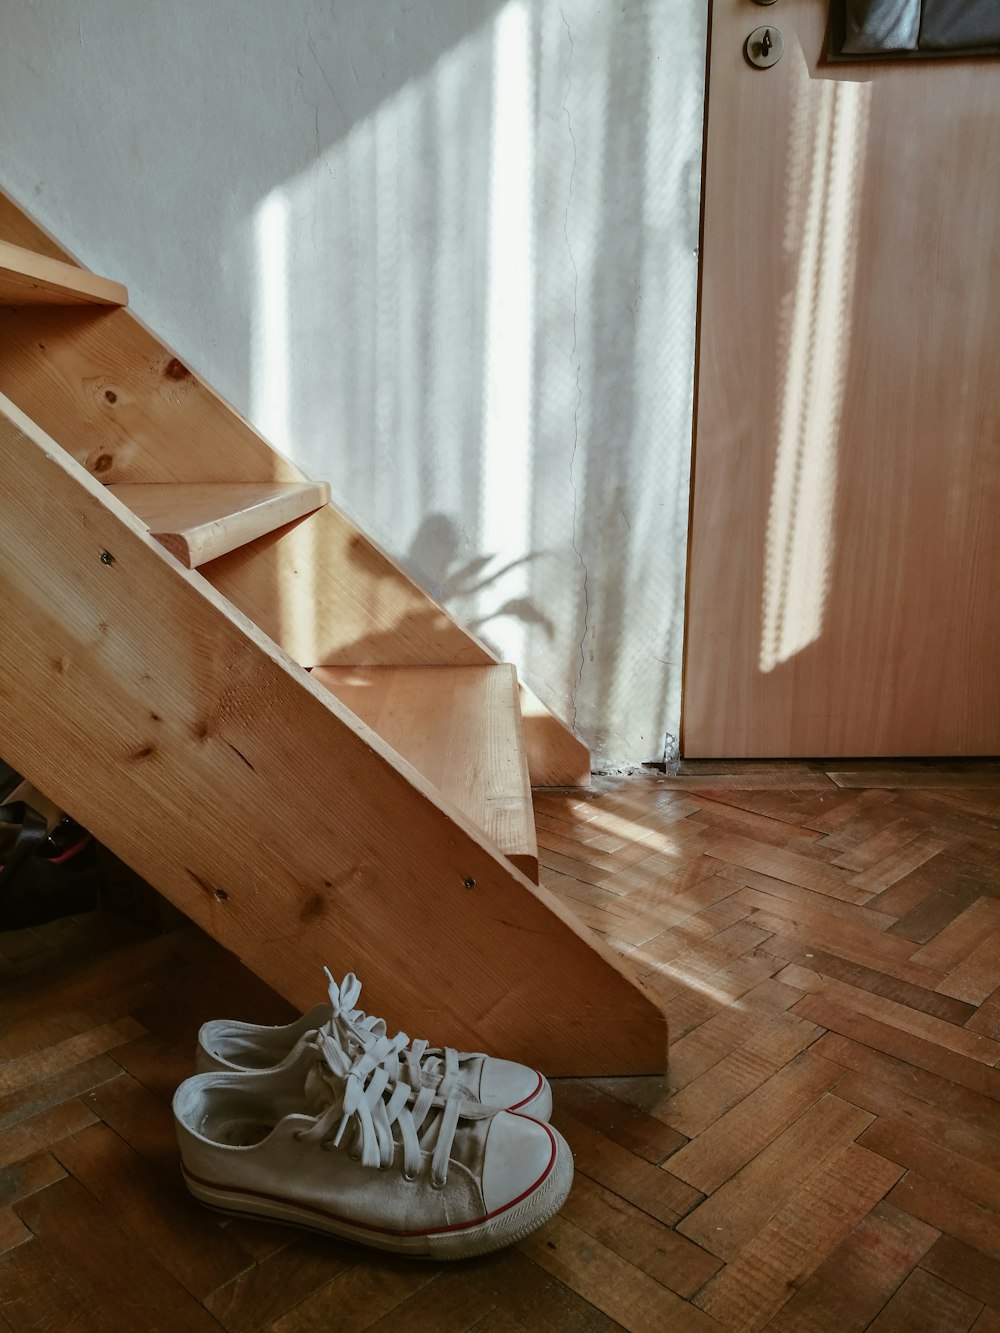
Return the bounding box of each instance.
[683,0,1000,757]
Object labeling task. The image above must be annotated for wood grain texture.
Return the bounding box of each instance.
[684,0,1000,755]
[201,508,590,788]
[313,665,538,880]
[865,1266,982,1332]
[0,239,127,307]
[0,396,663,1075]
[3,762,1000,1327]
[109,482,331,569]
[765,1201,938,1333]
[0,190,588,786]
[694,1144,904,1330]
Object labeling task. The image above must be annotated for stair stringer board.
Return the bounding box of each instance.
[0,188,590,787]
[0,397,665,1075]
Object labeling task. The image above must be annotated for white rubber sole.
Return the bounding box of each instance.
[182,1141,573,1260]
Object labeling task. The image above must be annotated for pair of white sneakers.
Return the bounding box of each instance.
[172,971,574,1260]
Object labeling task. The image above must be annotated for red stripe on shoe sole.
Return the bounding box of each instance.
[182,1116,558,1239]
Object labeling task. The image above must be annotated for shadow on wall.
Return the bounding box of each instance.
[248,0,705,766]
[404,514,555,652]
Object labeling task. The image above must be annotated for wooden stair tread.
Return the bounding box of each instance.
[108,481,331,568]
[313,664,540,881]
[0,239,127,306]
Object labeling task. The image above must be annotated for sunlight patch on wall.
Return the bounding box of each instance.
[251,189,291,455]
[759,67,871,675]
[481,0,535,668]
[241,0,706,764]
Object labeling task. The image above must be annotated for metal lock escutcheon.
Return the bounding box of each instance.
[745,25,783,68]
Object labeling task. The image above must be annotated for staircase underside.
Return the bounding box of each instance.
[0,190,667,1075]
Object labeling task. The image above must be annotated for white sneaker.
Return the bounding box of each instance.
[174,1026,573,1259]
[196,971,553,1120]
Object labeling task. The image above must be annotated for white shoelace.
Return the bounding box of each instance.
[297,1025,472,1186]
[323,969,474,1101]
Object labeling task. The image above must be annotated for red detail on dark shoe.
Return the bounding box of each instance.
[48,834,91,866]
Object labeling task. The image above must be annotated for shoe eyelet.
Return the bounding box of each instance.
[430,1175,446,1190]
[402,1171,416,1183]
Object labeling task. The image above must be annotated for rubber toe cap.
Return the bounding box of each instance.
[480,1112,559,1213]
[479,1057,551,1117]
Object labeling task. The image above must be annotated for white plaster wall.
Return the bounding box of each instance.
[0,0,705,767]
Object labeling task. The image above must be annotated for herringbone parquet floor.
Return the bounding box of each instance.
[3,762,1000,1331]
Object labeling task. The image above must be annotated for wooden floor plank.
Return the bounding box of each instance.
[775,949,975,1024]
[559,1173,723,1298]
[0,1018,145,1099]
[860,1120,1000,1214]
[715,863,896,927]
[424,1248,621,1333]
[865,1267,983,1331]
[702,835,871,903]
[0,1054,122,1135]
[520,1216,721,1333]
[13,1175,224,1331]
[921,1235,1000,1312]
[791,994,1000,1100]
[888,1173,1000,1263]
[0,1237,107,1333]
[0,1151,65,1210]
[764,1201,938,1333]
[692,1144,903,1332]
[661,978,801,1096]
[2,763,1000,1331]
[664,1050,844,1195]
[52,1121,254,1301]
[0,1208,31,1257]
[846,835,949,894]
[937,931,1000,1005]
[265,1257,442,1332]
[677,1093,873,1260]
[657,1012,823,1138]
[781,967,1000,1065]
[910,897,1000,971]
[0,1100,98,1171]
[202,1236,352,1332]
[966,985,1000,1040]
[551,1079,686,1165]
[888,874,992,944]
[831,817,929,872]
[553,1109,702,1226]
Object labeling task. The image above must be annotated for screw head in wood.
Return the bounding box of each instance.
[463,876,477,889]
[100,550,115,565]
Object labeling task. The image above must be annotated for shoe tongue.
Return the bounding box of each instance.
[303,1056,347,1115]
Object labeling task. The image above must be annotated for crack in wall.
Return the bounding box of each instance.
[561,8,587,731]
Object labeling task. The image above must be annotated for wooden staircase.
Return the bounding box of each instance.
[0,191,667,1074]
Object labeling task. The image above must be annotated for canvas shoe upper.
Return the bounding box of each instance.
[196,970,553,1120]
[174,1024,572,1259]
